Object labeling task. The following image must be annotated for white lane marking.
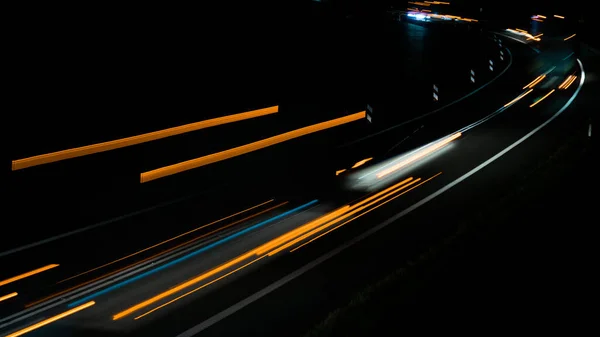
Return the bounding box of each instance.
[589,123,592,137]
[175,61,585,337]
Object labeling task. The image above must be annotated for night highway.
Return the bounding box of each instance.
[3,1,598,336]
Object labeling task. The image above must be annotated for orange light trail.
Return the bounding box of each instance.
[537,15,547,19]
[562,76,577,90]
[134,255,268,320]
[504,89,534,107]
[336,169,346,176]
[0,264,59,287]
[564,34,576,41]
[523,75,546,89]
[507,29,540,41]
[27,201,285,308]
[255,177,414,255]
[115,177,422,320]
[554,14,564,19]
[352,157,373,169]
[58,200,275,284]
[408,1,430,6]
[291,172,443,252]
[559,75,576,89]
[532,18,544,22]
[140,111,366,183]
[11,106,278,171]
[5,301,95,337]
[530,89,555,108]
[376,133,461,179]
[0,292,18,302]
[266,179,423,256]
[113,249,257,320]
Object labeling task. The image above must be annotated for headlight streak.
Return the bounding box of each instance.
[351,63,559,187]
[374,133,460,179]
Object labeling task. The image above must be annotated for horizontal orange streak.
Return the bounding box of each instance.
[0,264,59,287]
[291,172,442,252]
[564,34,576,41]
[408,1,430,6]
[140,111,366,183]
[11,106,278,171]
[6,301,95,337]
[0,292,18,302]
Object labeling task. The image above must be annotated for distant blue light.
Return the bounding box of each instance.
[68,199,319,307]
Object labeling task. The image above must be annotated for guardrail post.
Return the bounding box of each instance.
[433,84,439,102]
[366,104,373,123]
[470,69,475,83]
[500,49,504,61]
[489,59,494,71]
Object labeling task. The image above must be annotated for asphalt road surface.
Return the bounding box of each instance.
[1,25,596,337]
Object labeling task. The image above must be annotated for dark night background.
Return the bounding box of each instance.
[2,1,597,336]
[5,0,597,246]
[8,0,594,152]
